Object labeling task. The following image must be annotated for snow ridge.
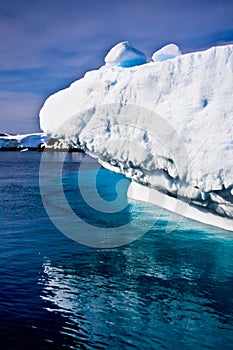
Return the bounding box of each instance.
[39,43,233,222]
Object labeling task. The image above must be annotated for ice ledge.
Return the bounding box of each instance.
[39,43,233,225]
[128,181,233,232]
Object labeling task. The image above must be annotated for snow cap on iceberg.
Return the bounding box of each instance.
[104,41,147,67]
[39,43,233,222]
[152,43,181,62]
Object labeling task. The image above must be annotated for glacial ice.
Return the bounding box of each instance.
[104,41,147,67]
[0,133,49,149]
[39,43,233,225]
[152,44,181,62]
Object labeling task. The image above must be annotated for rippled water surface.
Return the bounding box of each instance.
[0,152,233,349]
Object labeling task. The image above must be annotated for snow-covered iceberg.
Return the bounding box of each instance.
[0,133,49,150]
[104,41,147,67]
[152,43,181,62]
[39,42,233,229]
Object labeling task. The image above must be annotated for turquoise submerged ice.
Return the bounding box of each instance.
[1,152,233,349]
[39,42,233,225]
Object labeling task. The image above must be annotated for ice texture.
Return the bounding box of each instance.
[104,41,147,67]
[152,44,181,62]
[0,133,49,149]
[39,43,233,221]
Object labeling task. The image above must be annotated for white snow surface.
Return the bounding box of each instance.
[40,43,233,220]
[152,43,181,62]
[104,41,147,67]
[0,133,49,148]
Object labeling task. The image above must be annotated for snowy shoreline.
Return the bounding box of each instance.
[0,133,48,151]
[0,133,84,152]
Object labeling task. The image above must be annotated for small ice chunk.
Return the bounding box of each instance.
[104,41,147,67]
[152,44,181,62]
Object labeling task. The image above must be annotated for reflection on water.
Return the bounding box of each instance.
[39,228,233,350]
[1,152,233,350]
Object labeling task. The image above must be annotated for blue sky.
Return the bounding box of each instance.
[0,0,232,133]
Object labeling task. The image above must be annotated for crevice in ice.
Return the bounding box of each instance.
[202,98,208,108]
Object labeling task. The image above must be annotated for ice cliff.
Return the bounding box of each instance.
[39,42,233,221]
[0,133,48,150]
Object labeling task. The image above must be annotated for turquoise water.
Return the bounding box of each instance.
[0,152,233,349]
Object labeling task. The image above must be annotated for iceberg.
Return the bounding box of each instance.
[39,136,84,152]
[104,41,147,67]
[39,43,233,229]
[0,133,49,150]
[152,44,181,62]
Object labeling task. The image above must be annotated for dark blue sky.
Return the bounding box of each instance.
[0,0,232,133]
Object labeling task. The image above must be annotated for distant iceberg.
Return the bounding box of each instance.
[39,42,233,229]
[0,133,49,150]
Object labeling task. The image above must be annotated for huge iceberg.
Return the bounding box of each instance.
[39,42,233,229]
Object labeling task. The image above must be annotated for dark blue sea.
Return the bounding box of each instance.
[0,152,233,350]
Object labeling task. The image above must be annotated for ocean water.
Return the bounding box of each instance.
[0,152,233,350]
